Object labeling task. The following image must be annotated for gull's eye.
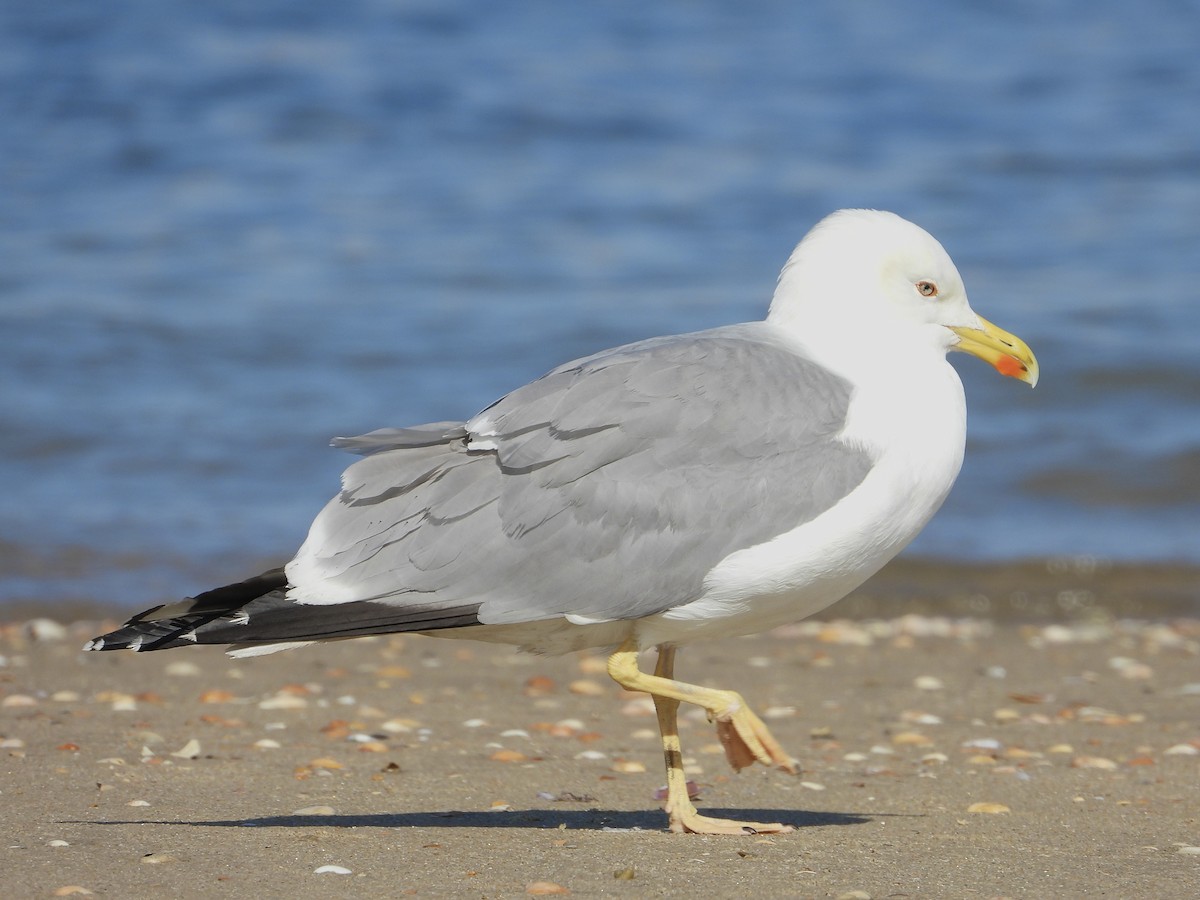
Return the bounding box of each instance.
[916,280,939,298]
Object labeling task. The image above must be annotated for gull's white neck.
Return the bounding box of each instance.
[766,294,967,475]
[763,277,970,571]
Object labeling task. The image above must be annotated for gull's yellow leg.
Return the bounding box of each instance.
[609,638,797,773]
[610,639,796,835]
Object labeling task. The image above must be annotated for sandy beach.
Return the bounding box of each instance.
[3,585,1199,899]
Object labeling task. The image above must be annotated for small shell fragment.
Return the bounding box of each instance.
[892,732,933,746]
[1164,744,1199,756]
[568,679,606,696]
[966,802,1011,814]
[259,693,308,710]
[1071,755,1118,770]
[611,759,647,773]
[526,882,571,895]
[489,749,528,763]
[170,739,201,759]
[523,676,556,696]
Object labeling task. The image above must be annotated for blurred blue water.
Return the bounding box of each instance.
[2,1,1198,607]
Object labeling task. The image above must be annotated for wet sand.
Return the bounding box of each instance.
[3,587,1199,898]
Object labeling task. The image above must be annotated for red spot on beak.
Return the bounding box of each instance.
[994,355,1026,379]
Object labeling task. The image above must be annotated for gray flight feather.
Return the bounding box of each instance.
[297,322,873,627]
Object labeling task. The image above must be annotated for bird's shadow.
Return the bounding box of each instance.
[69,807,876,832]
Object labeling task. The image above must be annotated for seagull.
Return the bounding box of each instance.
[87,209,1038,835]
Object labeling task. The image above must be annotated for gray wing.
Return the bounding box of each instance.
[288,322,873,626]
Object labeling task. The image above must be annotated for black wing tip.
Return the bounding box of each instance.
[83,594,487,653]
[83,567,291,653]
[83,620,201,653]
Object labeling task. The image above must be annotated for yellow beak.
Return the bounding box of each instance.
[950,315,1039,387]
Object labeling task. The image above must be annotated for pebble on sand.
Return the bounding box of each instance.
[313,865,353,875]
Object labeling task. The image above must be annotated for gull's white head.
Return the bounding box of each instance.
[768,209,1038,386]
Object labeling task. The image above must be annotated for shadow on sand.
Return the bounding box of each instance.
[72,807,880,832]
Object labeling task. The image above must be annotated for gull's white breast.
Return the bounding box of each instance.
[636,353,968,648]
